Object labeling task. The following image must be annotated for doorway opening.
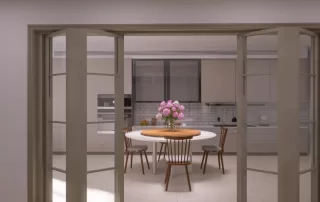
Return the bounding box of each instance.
[28,25,320,202]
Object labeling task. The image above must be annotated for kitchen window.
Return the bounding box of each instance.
[133,59,201,102]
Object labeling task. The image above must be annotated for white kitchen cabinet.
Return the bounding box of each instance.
[224,133,236,152]
[201,59,236,102]
[246,59,270,102]
[87,58,132,94]
[269,59,277,102]
[246,127,308,153]
[270,58,309,103]
[300,59,309,103]
[124,59,132,94]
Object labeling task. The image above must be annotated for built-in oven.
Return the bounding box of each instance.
[97,94,132,128]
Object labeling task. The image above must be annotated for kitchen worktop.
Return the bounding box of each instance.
[133,124,307,130]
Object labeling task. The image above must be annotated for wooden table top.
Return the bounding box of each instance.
[140,128,201,138]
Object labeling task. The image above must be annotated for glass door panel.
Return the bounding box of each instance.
[50,31,67,202]
[238,27,318,202]
[299,30,317,202]
[52,35,66,74]
[86,30,122,202]
[47,28,124,202]
[244,31,279,202]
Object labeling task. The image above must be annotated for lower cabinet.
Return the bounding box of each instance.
[194,127,309,154]
[247,127,309,154]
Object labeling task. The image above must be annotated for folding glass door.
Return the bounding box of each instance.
[46,28,124,202]
[237,27,318,202]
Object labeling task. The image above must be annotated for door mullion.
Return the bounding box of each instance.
[114,35,124,202]
[44,34,53,202]
[65,28,87,202]
[236,35,247,202]
[277,27,300,202]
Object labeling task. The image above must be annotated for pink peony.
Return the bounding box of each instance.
[178,113,185,120]
[156,113,162,120]
[179,105,185,111]
[160,101,166,106]
[171,107,177,112]
[162,108,171,117]
[166,103,173,108]
[167,100,172,103]
[173,112,179,118]
[158,107,162,112]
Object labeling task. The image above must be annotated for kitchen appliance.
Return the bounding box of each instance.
[97,94,132,127]
[232,116,237,122]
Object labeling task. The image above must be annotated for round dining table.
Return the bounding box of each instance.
[126,130,217,174]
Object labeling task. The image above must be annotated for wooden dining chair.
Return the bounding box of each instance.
[200,127,228,174]
[124,127,150,175]
[164,136,192,191]
[158,142,167,162]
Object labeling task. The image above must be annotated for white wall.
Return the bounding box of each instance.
[1,1,320,201]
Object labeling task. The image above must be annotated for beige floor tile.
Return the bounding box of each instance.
[52,154,311,202]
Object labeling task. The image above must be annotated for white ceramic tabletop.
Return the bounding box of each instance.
[125,130,216,142]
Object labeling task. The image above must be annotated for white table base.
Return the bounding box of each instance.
[152,142,157,174]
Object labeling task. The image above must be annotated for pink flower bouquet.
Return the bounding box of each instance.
[156,100,185,130]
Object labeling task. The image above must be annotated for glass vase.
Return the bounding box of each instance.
[168,119,176,131]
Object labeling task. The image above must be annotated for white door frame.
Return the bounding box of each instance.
[236,27,319,202]
[27,24,320,202]
[29,28,125,202]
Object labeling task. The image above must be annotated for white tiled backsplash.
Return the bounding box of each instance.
[134,103,309,125]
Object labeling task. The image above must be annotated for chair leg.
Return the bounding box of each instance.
[218,153,221,169]
[185,165,192,191]
[158,143,163,162]
[124,152,129,173]
[220,152,225,174]
[140,152,145,175]
[144,151,150,169]
[203,152,209,175]
[130,152,133,168]
[200,151,206,169]
[165,165,172,191]
[163,144,167,159]
[164,164,170,184]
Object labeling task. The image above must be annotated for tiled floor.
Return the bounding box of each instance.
[53,154,312,202]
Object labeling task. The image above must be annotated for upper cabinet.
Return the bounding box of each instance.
[246,59,271,102]
[201,59,236,102]
[124,59,132,94]
[133,59,201,102]
[270,58,310,103]
[300,59,310,103]
[133,60,165,102]
[169,60,200,102]
[269,59,277,102]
